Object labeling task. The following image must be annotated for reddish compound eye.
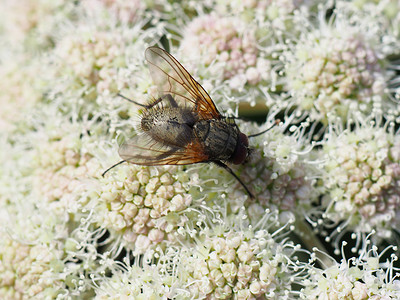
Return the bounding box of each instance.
[231,133,248,165]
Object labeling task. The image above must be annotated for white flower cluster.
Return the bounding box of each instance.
[55,28,127,99]
[243,141,314,211]
[0,237,61,299]
[179,229,297,299]
[320,122,400,240]
[285,18,389,121]
[33,131,100,208]
[180,13,265,91]
[94,263,173,299]
[81,0,146,24]
[0,0,75,49]
[0,55,46,132]
[235,120,317,221]
[98,165,195,254]
[302,238,400,299]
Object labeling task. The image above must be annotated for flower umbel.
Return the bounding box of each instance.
[319,117,400,243]
[97,164,196,255]
[301,235,400,299]
[173,213,305,299]
[180,13,267,92]
[284,7,393,122]
[0,236,62,299]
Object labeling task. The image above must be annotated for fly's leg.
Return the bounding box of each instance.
[221,115,280,138]
[213,161,254,199]
[102,160,126,177]
[248,119,280,138]
[117,93,177,108]
[163,94,178,107]
[145,94,178,108]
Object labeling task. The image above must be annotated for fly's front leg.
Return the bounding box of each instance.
[248,119,280,138]
[213,160,254,199]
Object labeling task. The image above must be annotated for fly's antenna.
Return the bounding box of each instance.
[248,119,280,138]
[102,160,126,177]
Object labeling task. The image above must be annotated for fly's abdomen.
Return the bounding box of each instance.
[193,120,238,161]
[141,107,196,147]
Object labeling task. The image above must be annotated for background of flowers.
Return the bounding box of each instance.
[1,0,400,298]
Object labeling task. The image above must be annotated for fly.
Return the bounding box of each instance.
[103,46,275,198]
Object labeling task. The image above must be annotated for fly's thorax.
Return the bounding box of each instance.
[193,119,240,161]
[140,107,197,147]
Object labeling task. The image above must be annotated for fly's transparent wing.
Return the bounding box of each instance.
[118,133,209,165]
[145,46,222,120]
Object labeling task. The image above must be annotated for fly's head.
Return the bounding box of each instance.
[231,131,249,165]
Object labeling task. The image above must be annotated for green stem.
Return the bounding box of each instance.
[294,218,334,268]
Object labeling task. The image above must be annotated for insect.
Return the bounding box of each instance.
[103,46,273,198]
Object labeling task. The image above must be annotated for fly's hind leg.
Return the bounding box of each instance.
[118,93,177,109]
